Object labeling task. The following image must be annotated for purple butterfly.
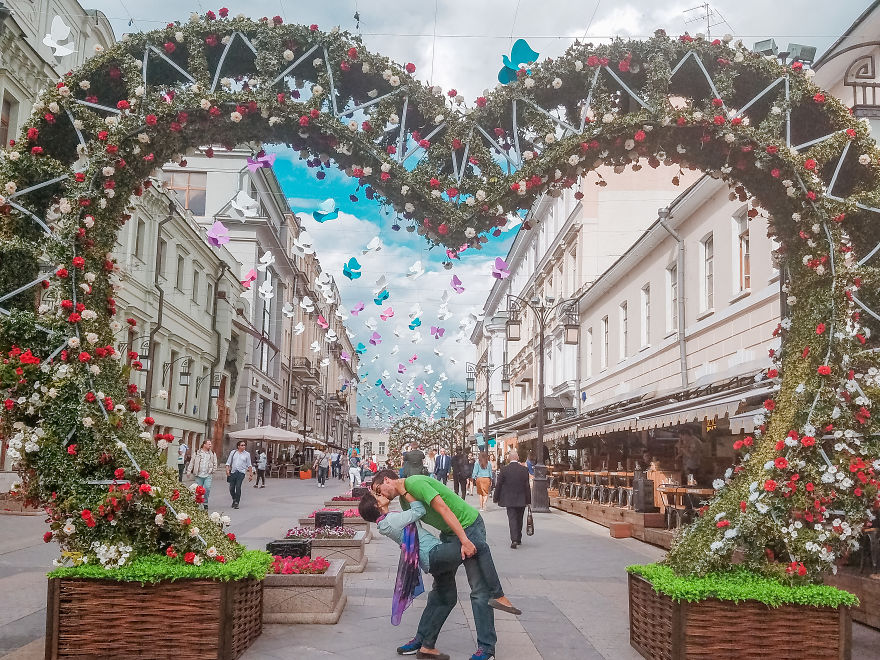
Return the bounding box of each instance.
[369,331,382,346]
[340,351,351,362]
[430,326,445,339]
[416,384,426,395]
[492,257,510,280]
[246,152,277,172]
[206,220,230,246]
[398,363,406,374]
[351,302,365,316]
[451,275,465,294]
[408,354,418,364]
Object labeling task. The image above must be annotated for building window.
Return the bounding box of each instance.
[134,219,146,260]
[157,238,167,277]
[618,302,628,361]
[167,349,178,410]
[364,441,373,456]
[0,96,16,148]
[379,441,386,455]
[640,284,650,347]
[176,252,186,290]
[259,269,273,373]
[192,266,201,302]
[667,264,678,332]
[206,282,214,309]
[735,215,751,292]
[585,328,593,378]
[163,171,207,215]
[601,316,609,370]
[701,234,714,311]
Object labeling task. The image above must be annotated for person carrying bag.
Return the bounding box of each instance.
[493,448,532,548]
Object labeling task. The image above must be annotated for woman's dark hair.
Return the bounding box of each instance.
[358,492,382,522]
[478,452,488,469]
[200,439,211,449]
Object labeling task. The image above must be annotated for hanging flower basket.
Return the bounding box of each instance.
[627,566,855,659]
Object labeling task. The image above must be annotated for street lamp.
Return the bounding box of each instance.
[448,390,475,453]
[505,293,580,512]
[466,361,509,459]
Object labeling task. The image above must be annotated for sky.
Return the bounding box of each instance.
[72,0,870,426]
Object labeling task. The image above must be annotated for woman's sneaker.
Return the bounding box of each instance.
[469,649,494,660]
[397,637,421,655]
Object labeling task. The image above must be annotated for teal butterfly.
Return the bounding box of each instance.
[355,342,367,355]
[374,288,390,305]
[343,257,362,280]
[498,39,539,85]
[313,198,339,222]
[408,317,421,330]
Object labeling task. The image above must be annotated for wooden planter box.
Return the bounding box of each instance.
[46,576,262,659]
[299,516,372,543]
[628,574,851,659]
[825,569,880,629]
[262,559,347,624]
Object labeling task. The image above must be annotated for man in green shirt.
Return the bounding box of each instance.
[372,470,519,660]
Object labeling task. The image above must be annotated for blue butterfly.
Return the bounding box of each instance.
[342,257,362,280]
[375,379,383,387]
[355,342,367,355]
[374,288,390,305]
[408,317,421,330]
[313,198,339,222]
[498,39,539,85]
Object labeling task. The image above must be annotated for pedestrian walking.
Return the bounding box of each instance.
[225,440,254,509]
[313,448,330,487]
[330,450,340,479]
[434,448,451,484]
[254,449,267,488]
[424,449,436,478]
[187,439,217,509]
[472,452,493,511]
[466,453,477,496]
[493,449,531,548]
[451,447,468,498]
[348,450,362,486]
[333,451,343,479]
[176,440,187,481]
[402,442,426,477]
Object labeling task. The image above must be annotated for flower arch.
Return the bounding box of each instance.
[388,416,429,460]
[2,13,880,579]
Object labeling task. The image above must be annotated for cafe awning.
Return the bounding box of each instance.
[228,425,305,443]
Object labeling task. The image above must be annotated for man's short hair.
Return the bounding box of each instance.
[358,492,382,522]
[372,469,398,490]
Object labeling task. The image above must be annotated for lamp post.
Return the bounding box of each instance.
[466,361,510,458]
[506,293,579,512]
[448,390,475,453]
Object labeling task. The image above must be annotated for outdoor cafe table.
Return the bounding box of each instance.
[657,485,715,510]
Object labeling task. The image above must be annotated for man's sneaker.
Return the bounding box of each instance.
[469,650,494,660]
[396,637,421,655]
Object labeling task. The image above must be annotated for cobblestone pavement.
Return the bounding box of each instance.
[1,474,878,659]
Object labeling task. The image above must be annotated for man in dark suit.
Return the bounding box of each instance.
[401,442,426,478]
[493,448,531,548]
[434,447,451,484]
[451,447,469,498]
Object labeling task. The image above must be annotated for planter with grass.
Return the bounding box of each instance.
[262,557,347,624]
[299,510,372,542]
[285,526,367,573]
[45,551,271,660]
[627,564,855,660]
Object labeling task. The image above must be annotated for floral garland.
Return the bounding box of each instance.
[0,11,879,581]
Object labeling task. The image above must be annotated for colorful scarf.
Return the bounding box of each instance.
[390,519,424,625]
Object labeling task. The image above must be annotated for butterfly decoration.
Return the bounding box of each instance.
[380,307,394,321]
[369,332,382,346]
[449,357,458,365]
[313,198,339,223]
[342,257,362,280]
[416,384,426,396]
[430,326,446,339]
[310,341,321,353]
[326,329,338,343]
[43,16,76,58]
[410,331,423,344]
[451,275,465,294]
[282,302,296,318]
[299,296,315,313]
[320,357,330,368]
[230,190,260,219]
[407,260,425,279]
[291,232,315,256]
[374,288,390,305]
[498,39,540,84]
[398,364,407,374]
[409,303,423,320]
[293,321,305,335]
[381,370,391,380]
[351,302,365,316]
[373,275,388,293]
[258,279,274,300]
[492,257,510,279]
[437,305,451,321]
[433,348,443,357]
[355,343,367,355]
[257,250,275,271]
[408,354,418,364]
[408,317,421,330]
[206,221,230,246]
[424,365,434,375]
[389,345,399,356]
[362,236,382,254]
[317,315,329,329]
[365,317,378,331]
[241,269,257,289]
[246,152,276,172]
[438,372,448,381]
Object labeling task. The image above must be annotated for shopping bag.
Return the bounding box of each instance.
[526,506,535,536]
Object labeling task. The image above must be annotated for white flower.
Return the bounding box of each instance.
[312,85,324,95]
[79,80,91,90]
[552,77,562,89]
[567,154,580,166]
[313,58,323,67]
[624,139,635,151]
[545,133,555,144]
[155,514,165,525]
[48,102,59,114]
[713,478,726,490]
[158,389,169,401]
[230,111,242,123]
[389,75,400,87]
[400,185,410,196]
[220,515,231,526]
[347,120,358,132]
[192,555,203,566]
[692,111,703,121]
[63,520,76,535]
[200,98,211,110]
[859,154,871,165]
[210,511,222,524]
[523,150,534,161]
[475,190,487,201]
[67,337,80,348]
[137,133,150,144]
[574,60,583,71]
[207,546,218,557]
[770,106,782,115]
[362,62,371,74]
[465,197,476,207]
[523,78,535,89]
[58,85,70,97]
[93,44,104,54]
[157,439,169,450]
[189,526,200,537]
[388,113,399,125]
[283,49,294,61]
[85,332,98,344]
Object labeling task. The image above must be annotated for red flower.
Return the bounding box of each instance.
[774,457,789,470]
[739,501,747,513]
[114,468,125,479]
[205,10,216,20]
[713,115,725,125]
[766,145,778,154]
[764,479,778,492]
[72,256,85,269]
[716,519,730,528]
[26,127,38,141]
[801,436,816,447]
[163,42,176,54]
[43,531,53,543]
[31,146,43,155]
[805,482,814,492]
[633,130,646,142]
[767,368,778,378]
[3,399,14,411]
[815,323,825,334]
[405,62,416,73]
[817,365,831,376]
[813,93,826,103]
[219,8,229,17]
[309,24,318,31]
[732,440,743,450]
[184,552,196,564]
[227,532,237,542]
[743,436,754,447]
[712,98,724,107]
[804,158,817,171]
[272,15,283,24]
[116,100,130,110]
[763,399,776,411]
[77,351,91,363]
[476,96,487,107]
[143,416,155,426]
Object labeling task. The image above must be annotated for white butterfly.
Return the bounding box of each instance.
[335,309,348,321]
[326,329,338,343]
[439,372,448,381]
[433,348,443,357]
[258,280,274,300]
[320,357,330,368]
[381,370,390,380]
[424,365,434,375]
[371,355,379,362]
[43,16,76,58]
[406,260,425,279]
[293,321,305,335]
[346,329,355,339]
[282,302,296,318]
[364,317,378,331]
[394,327,402,338]
[300,296,314,313]
[363,236,382,254]
[449,357,458,365]
[409,304,423,320]
[230,190,259,219]
[310,341,321,353]
[410,331,422,344]
[389,345,399,356]
[437,305,451,321]
[373,275,387,293]
[292,233,315,256]
[257,250,274,271]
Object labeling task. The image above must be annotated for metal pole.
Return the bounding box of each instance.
[532,311,551,512]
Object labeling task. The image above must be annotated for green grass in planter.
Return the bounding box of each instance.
[48,550,273,584]
[626,564,858,608]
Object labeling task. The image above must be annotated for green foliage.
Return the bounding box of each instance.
[48,549,273,584]
[627,564,858,608]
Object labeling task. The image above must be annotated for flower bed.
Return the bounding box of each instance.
[263,558,347,624]
[308,508,359,517]
[331,494,361,501]
[285,526,358,540]
[298,515,371,543]
[284,527,368,573]
[627,565,855,659]
[270,555,329,575]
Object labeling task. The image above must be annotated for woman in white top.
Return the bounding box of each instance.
[424,449,436,477]
[187,439,218,509]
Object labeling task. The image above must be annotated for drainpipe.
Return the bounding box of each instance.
[657,207,689,390]
[204,262,230,444]
[144,201,174,417]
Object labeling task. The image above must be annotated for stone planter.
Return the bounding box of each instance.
[309,531,368,573]
[262,559,347,624]
[299,516,372,543]
[323,499,361,509]
[628,573,851,659]
[46,576,262,659]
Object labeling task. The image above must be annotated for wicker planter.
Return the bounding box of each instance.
[628,574,852,659]
[298,516,372,543]
[45,576,262,659]
[310,531,368,573]
[262,558,347,624]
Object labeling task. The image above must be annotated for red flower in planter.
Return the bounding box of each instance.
[817,365,831,376]
[764,479,778,492]
[184,552,195,564]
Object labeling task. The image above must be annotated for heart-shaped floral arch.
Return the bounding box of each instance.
[2,12,880,580]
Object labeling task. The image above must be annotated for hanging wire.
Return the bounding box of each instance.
[509,0,522,47]
[581,0,602,41]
